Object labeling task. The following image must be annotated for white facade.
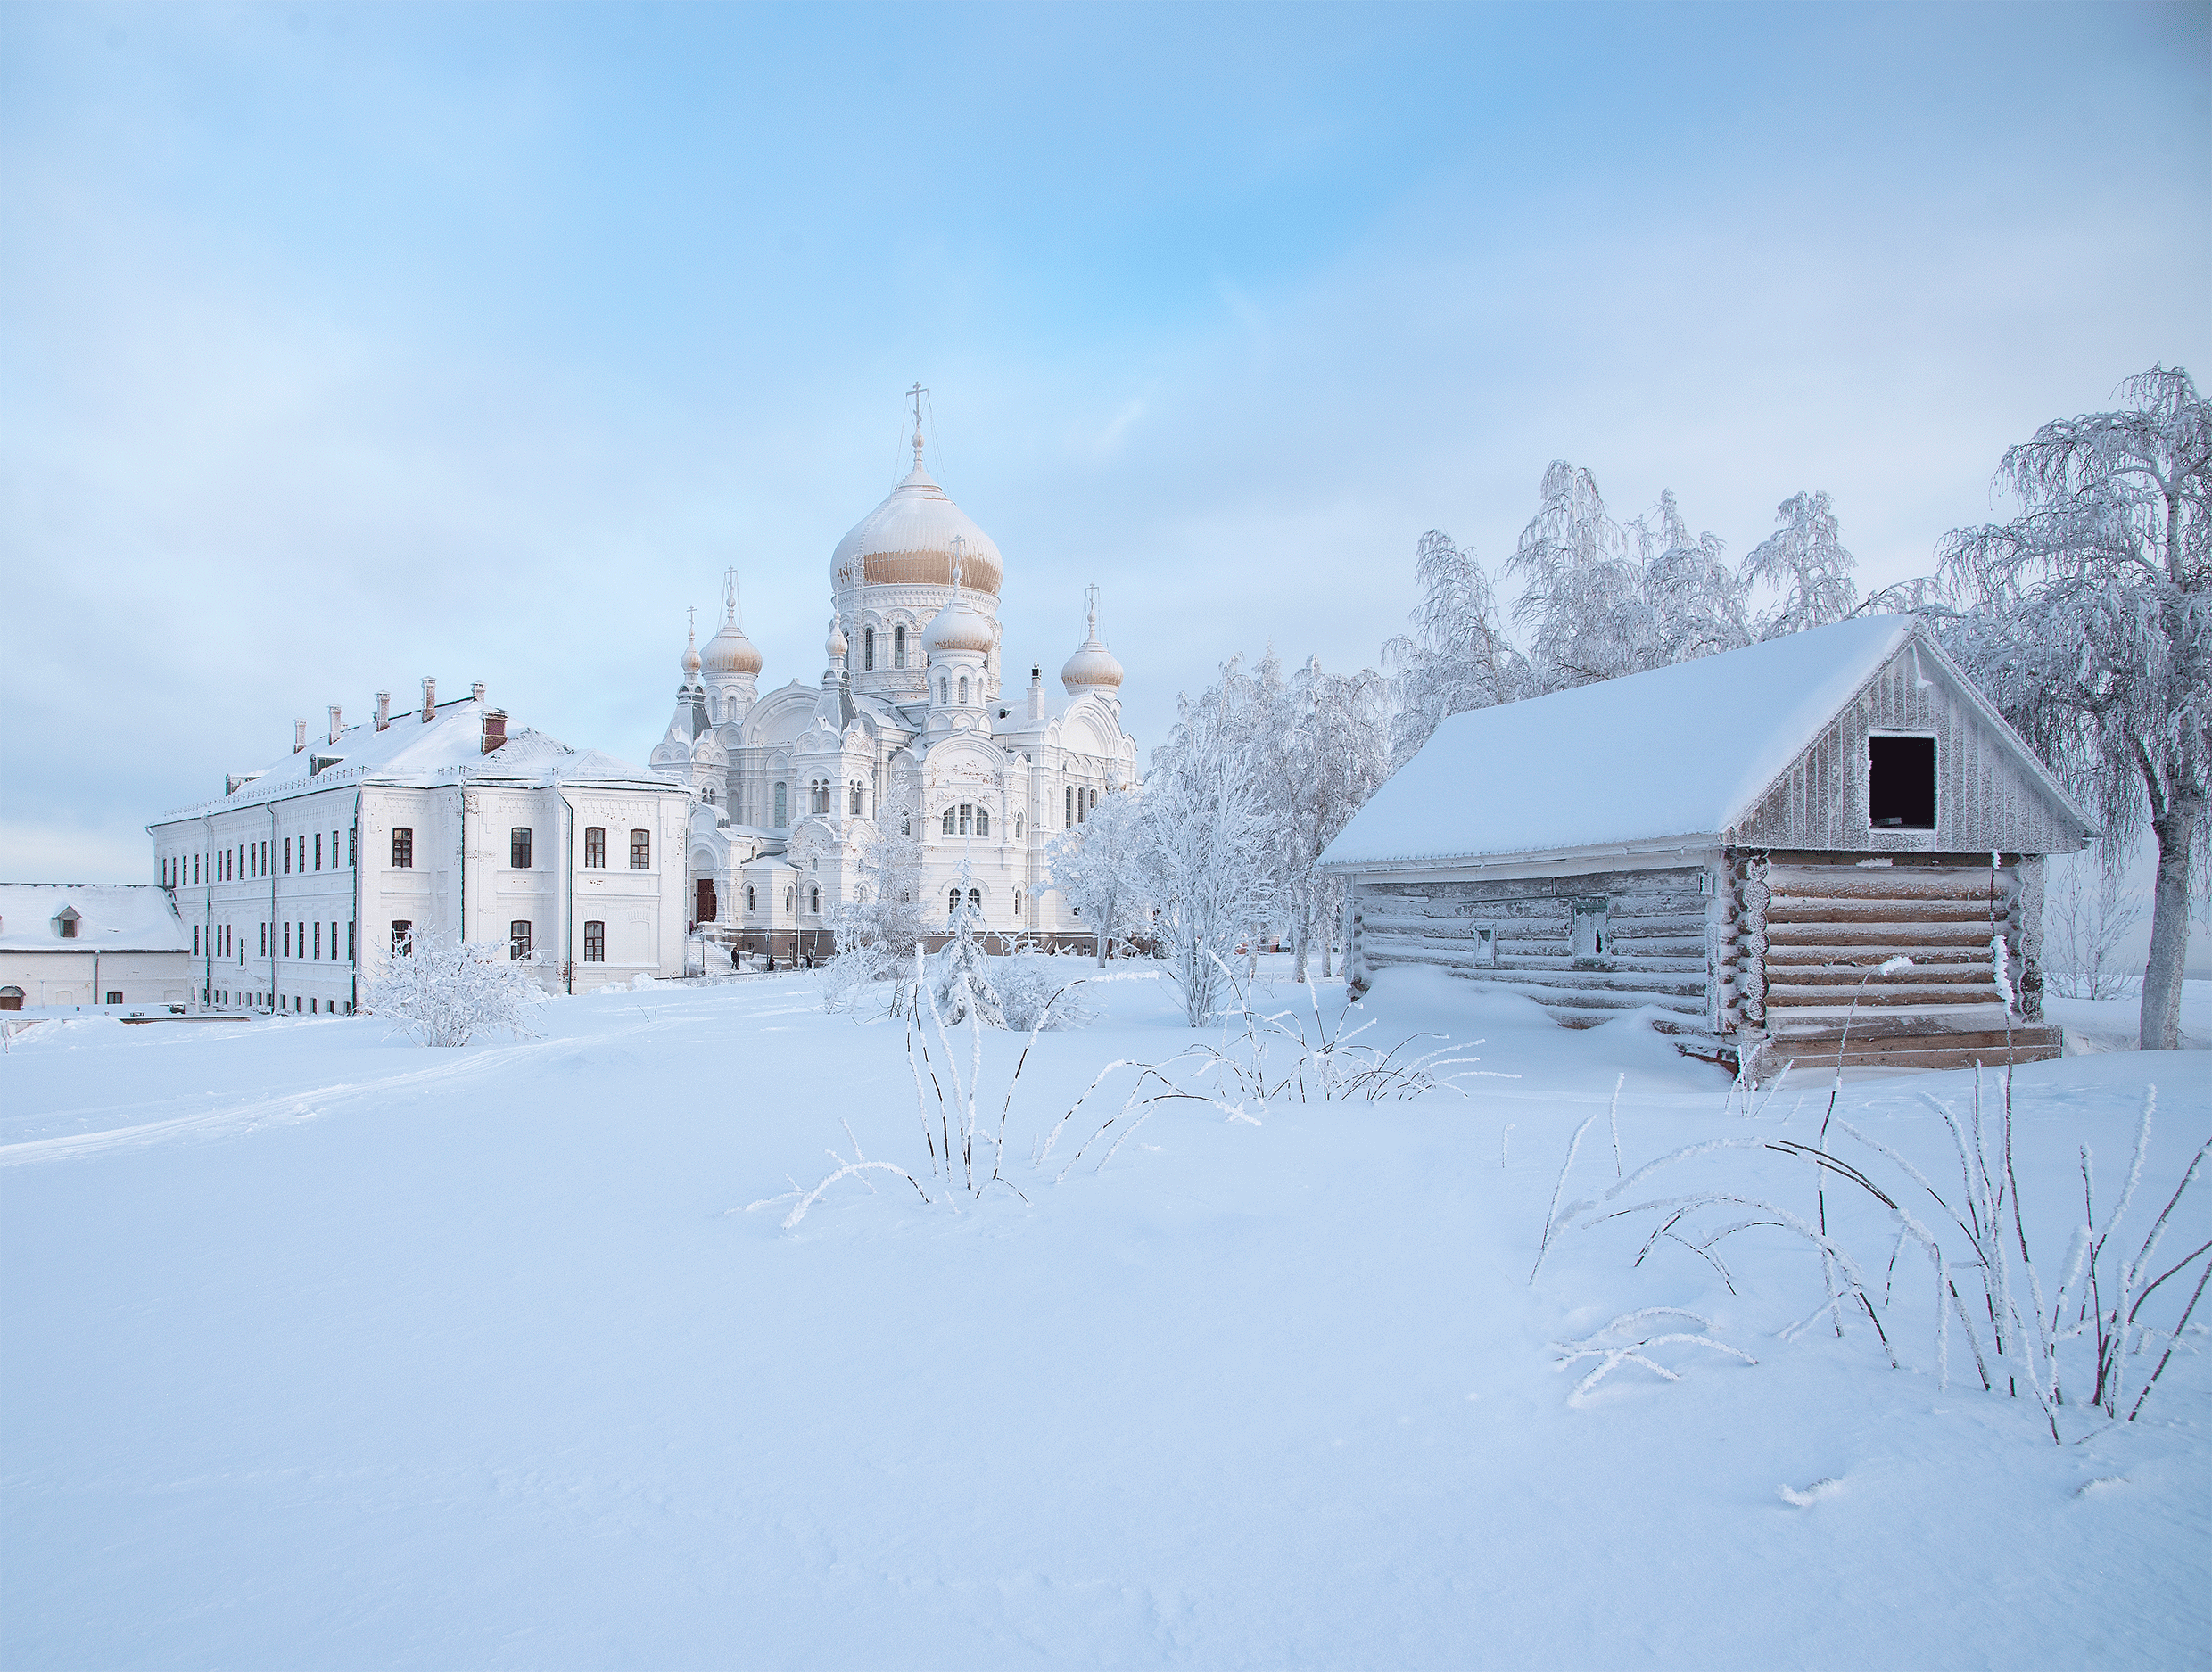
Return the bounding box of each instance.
[0,884,192,1010]
[148,686,692,1012]
[650,416,1141,953]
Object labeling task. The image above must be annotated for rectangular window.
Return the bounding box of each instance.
[194,927,200,954]
[864,627,875,671]
[347,921,355,962]
[511,827,532,869]
[582,920,605,962]
[194,854,201,884]
[1065,787,1074,828]
[630,828,650,869]
[509,919,532,960]
[773,783,788,828]
[284,837,292,875]
[391,920,412,954]
[1572,897,1611,964]
[1077,787,1086,824]
[314,922,322,959]
[332,830,340,868]
[895,624,908,669]
[392,828,413,869]
[1869,735,1937,830]
[315,834,322,871]
[260,923,266,955]
[1474,926,1498,967]
[849,782,863,815]
[284,922,292,957]
[584,827,606,868]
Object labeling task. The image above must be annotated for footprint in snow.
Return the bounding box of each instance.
[1779,1478,1843,1508]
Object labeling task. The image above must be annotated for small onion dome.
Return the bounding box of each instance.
[825,612,848,663]
[923,591,996,658]
[1061,599,1124,694]
[680,625,703,681]
[702,615,763,678]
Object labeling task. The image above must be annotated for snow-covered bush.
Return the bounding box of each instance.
[1045,790,1151,964]
[993,954,1098,1034]
[359,936,545,1047]
[1140,701,1270,1026]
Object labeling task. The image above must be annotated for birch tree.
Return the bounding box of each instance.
[1141,699,1271,1026]
[1939,365,2209,1050]
[1382,531,1531,762]
[1046,789,1151,964]
[1744,490,1860,638]
[1275,656,1391,981]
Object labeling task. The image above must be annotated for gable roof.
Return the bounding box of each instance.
[153,699,671,823]
[1321,616,2091,869]
[0,884,190,953]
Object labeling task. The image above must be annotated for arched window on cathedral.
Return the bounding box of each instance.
[863,628,875,671]
[1014,813,1023,839]
[895,625,908,668]
[854,886,868,905]
[968,887,982,910]
[975,808,989,836]
[957,803,973,836]
[958,675,969,704]
[1013,889,1024,918]
[848,781,863,815]
[774,782,788,827]
[747,885,756,913]
[809,885,820,914]
[942,807,956,836]
[948,886,962,918]
[938,674,948,704]
[900,810,912,836]
[784,886,794,913]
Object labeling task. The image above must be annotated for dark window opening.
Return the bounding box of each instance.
[1869,736,1936,829]
[391,920,412,954]
[392,828,413,869]
[630,828,650,869]
[582,920,605,962]
[584,827,606,868]
[510,919,532,960]
[510,827,532,869]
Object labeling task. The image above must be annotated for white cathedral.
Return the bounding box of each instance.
[648,412,1140,956]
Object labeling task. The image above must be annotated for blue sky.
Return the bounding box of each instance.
[3,1,2207,882]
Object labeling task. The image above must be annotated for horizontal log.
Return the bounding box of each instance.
[1764,902,2005,927]
[1366,869,1704,903]
[1762,867,2016,901]
[1763,949,1992,971]
[1765,1018,2059,1047]
[1768,969,1996,992]
[1762,919,1996,947]
[1762,1042,2062,1074]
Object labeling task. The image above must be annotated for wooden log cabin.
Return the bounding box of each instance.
[1319,617,2096,1076]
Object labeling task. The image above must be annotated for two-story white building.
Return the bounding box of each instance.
[148,682,692,1012]
[0,884,193,1011]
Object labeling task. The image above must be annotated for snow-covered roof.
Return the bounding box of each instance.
[1321,616,2078,869]
[155,699,673,822]
[0,884,189,952]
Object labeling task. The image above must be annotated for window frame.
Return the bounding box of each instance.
[584,826,607,869]
[510,827,532,869]
[392,828,414,869]
[629,828,651,869]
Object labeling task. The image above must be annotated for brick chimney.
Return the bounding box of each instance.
[421,677,436,722]
[293,719,307,754]
[327,704,343,745]
[481,709,508,754]
[375,691,391,731]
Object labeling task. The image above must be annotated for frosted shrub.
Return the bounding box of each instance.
[995,955,1097,1034]
[360,937,544,1048]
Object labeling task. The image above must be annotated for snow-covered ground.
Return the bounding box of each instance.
[3,966,2205,1669]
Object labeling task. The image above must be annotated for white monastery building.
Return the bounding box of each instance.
[147,684,691,1012]
[650,406,1140,956]
[0,884,192,1012]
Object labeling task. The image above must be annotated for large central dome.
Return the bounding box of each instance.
[830,441,1003,598]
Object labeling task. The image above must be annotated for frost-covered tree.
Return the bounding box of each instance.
[1939,366,2209,1050]
[360,935,544,1046]
[1275,655,1391,981]
[1382,531,1531,762]
[1507,465,1749,689]
[1744,490,1860,638]
[833,812,932,959]
[1141,699,1272,1026]
[1046,787,1151,964]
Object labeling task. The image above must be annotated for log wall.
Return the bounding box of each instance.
[1726,851,2042,1034]
[1350,866,1713,1029]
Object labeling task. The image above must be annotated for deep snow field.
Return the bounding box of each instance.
[3,965,2206,1671]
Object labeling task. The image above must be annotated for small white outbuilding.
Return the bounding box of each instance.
[1319,616,2097,1075]
[0,884,193,1011]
